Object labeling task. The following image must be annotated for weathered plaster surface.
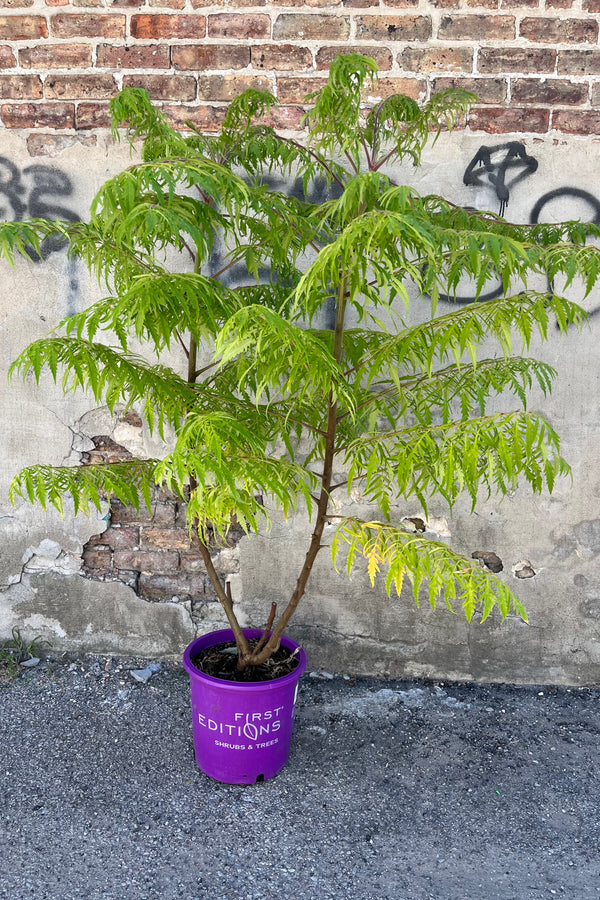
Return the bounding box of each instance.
[3,130,600,683]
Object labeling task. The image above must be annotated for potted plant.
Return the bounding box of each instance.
[2,55,599,783]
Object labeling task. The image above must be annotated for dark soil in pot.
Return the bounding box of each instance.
[190,639,300,683]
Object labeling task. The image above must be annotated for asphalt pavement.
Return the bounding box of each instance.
[2,653,600,900]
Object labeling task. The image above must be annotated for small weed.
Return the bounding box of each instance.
[0,627,51,683]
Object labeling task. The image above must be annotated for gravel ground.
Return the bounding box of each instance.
[1,654,600,900]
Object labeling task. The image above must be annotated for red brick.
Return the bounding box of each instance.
[1,101,74,128]
[0,0,34,7]
[190,0,224,6]
[366,76,424,99]
[45,74,117,100]
[227,0,266,5]
[251,44,313,71]
[123,74,197,101]
[429,0,460,6]
[83,548,113,570]
[478,47,555,74]
[547,0,573,7]
[355,15,431,41]
[343,0,378,7]
[51,13,126,37]
[110,501,152,524]
[197,73,271,101]
[172,44,249,70]
[501,0,537,6]
[76,102,112,128]
[0,46,16,67]
[274,13,350,42]
[553,109,600,134]
[97,43,170,68]
[316,45,393,70]
[209,12,270,38]
[164,104,227,132]
[583,0,600,9]
[179,554,207,574]
[519,17,597,44]
[148,0,185,7]
[19,43,91,69]
[95,525,140,550]
[27,133,97,154]
[73,0,104,6]
[110,0,144,5]
[511,78,587,105]
[432,76,506,103]
[468,106,549,133]
[0,15,47,38]
[130,13,205,39]
[45,0,69,6]
[141,528,195,551]
[113,549,180,573]
[263,105,305,130]
[138,572,207,601]
[400,46,473,72]
[0,74,41,99]
[463,0,496,6]
[438,14,514,40]
[110,499,176,526]
[380,0,419,6]
[275,76,326,104]
[558,49,600,75]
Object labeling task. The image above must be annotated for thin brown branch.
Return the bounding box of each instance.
[372,146,399,173]
[252,602,277,656]
[210,255,243,281]
[344,150,359,175]
[176,330,189,359]
[247,273,349,665]
[187,337,197,384]
[196,535,250,659]
[191,359,220,380]
[274,135,347,190]
[181,236,196,260]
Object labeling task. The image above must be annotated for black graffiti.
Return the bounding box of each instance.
[437,179,600,312]
[463,142,539,217]
[0,156,80,262]
[530,187,600,324]
[530,187,600,226]
[208,175,343,329]
[436,203,505,305]
[434,142,540,307]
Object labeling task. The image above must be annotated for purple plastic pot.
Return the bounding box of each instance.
[182,628,307,784]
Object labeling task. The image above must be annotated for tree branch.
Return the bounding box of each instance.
[274,135,347,190]
[176,329,189,360]
[244,272,349,666]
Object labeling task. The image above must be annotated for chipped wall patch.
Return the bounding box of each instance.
[513,559,536,579]
[472,551,503,574]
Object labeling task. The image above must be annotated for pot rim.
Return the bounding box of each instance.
[182,627,307,691]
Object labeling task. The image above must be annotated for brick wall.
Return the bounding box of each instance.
[79,433,244,617]
[3,1,600,136]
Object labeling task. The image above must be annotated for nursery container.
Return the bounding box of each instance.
[182,628,307,784]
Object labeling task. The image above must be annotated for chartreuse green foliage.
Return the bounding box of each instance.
[3,53,600,665]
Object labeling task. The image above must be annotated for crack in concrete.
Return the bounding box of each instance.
[292,622,423,648]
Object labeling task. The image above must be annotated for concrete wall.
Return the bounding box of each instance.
[3,122,600,685]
